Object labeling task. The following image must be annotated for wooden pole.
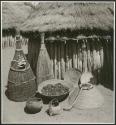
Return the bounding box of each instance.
[111,38,113,84]
[9,36,10,47]
[53,42,55,78]
[82,40,88,72]
[103,39,109,84]
[99,38,104,83]
[109,38,113,84]
[61,42,65,79]
[76,40,78,69]
[65,41,69,71]
[57,42,61,79]
[99,39,104,68]
[86,39,92,72]
[77,41,81,72]
[106,39,111,84]
[54,42,57,78]
[108,39,111,84]
[95,39,101,83]
[90,39,94,71]
[92,40,96,71]
[50,41,54,78]
[101,38,105,83]
[72,41,77,68]
[69,42,72,69]
[10,36,12,47]
[77,41,80,71]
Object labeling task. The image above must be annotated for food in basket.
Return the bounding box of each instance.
[41,83,69,96]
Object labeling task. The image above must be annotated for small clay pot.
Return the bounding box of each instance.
[25,97,43,114]
[47,98,61,116]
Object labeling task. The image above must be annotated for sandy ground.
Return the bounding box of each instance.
[1,46,115,124]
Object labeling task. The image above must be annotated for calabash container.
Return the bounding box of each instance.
[48,98,62,116]
[25,97,43,114]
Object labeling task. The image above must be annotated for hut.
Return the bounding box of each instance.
[20,2,114,89]
[12,2,114,89]
[2,2,32,48]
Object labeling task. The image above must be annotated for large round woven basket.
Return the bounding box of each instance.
[73,85,104,109]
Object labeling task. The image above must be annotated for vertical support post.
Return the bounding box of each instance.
[54,42,57,78]
[61,42,65,79]
[41,32,45,44]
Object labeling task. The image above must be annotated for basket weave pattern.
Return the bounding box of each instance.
[7,79,36,102]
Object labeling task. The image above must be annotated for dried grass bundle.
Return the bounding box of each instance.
[36,33,54,86]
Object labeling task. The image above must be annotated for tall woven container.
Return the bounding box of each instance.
[36,33,54,87]
[6,35,37,102]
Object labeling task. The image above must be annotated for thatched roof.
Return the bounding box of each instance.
[2,2,32,30]
[20,2,114,33]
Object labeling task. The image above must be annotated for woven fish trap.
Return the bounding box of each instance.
[73,85,104,109]
[64,68,82,87]
[6,56,37,102]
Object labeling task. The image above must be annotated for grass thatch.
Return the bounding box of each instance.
[2,2,32,30]
[20,2,114,33]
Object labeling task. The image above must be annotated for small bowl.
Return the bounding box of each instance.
[25,97,43,114]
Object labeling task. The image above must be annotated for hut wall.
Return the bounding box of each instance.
[27,37,41,76]
[28,37,113,86]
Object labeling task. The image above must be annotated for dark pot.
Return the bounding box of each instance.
[25,97,43,114]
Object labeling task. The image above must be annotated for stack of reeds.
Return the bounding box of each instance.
[36,33,54,87]
[6,34,36,102]
[2,36,28,49]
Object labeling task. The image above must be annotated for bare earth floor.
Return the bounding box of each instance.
[1,47,114,124]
